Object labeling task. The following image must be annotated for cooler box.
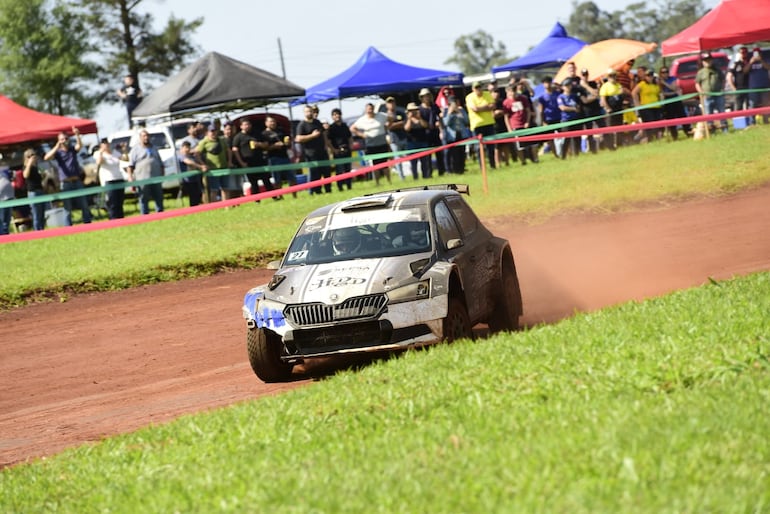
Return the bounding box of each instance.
[732,116,748,130]
[45,207,67,227]
[295,174,308,185]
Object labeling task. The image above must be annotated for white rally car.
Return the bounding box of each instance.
[242,184,523,382]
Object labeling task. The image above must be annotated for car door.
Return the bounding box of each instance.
[445,195,496,320]
[433,197,490,322]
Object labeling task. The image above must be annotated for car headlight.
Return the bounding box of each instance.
[386,279,430,304]
[267,274,286,291]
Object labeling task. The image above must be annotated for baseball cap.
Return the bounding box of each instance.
[701,51,712,59]
[385,96,395,102]
[471,81,481,88]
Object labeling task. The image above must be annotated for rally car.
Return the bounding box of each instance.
[242,184,523,382]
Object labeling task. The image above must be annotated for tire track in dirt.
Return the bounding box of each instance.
[2,184,769,468]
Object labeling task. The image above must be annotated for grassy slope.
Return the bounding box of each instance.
[1,272,768,512]
[2,125,770,310]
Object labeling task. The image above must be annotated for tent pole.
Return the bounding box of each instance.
[277,38,287,80]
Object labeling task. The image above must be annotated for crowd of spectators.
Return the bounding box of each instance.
[2,48,769,235]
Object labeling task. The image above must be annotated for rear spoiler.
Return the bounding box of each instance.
[364,184,470,196]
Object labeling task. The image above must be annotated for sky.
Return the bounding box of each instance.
[96,0,718,135]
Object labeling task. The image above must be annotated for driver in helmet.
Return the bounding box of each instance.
[332,226,362,255]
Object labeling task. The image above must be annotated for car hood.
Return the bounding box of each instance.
[266,256,429,304]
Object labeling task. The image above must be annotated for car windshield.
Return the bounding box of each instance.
[283,213,432,266]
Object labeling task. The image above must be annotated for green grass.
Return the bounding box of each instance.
[2,271,768,512]
[1,126,769,511]
[2,125,770,310]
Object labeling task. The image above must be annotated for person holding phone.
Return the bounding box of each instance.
[23,149,47,230]
[747,47,770,123]
[95,139,126,219]
[43,127,92,226]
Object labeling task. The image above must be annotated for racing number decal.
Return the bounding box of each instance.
[308,276,367,290]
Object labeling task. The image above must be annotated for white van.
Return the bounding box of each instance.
[107,125,181,190]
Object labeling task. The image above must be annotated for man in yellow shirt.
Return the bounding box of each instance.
[632,67,663,141]
[465,81,498,169]
[599,69,626,149]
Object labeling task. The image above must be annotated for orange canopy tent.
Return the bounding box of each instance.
[662,0,770,56]
[0,95,97,146]
[553,39,658,83]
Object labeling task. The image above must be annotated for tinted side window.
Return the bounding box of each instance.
[111,136,131,150]
[676,60,698,77]
[434,201,462,250]
[149,133,171,149]
[171,124,189,141]
[713,57,729,72]
[445,195,479,236]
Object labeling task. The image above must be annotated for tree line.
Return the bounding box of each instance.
[0,0,708,119]
[446,0,709,74]
[0,0,200,117]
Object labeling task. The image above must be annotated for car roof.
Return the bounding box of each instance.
[304,184,470,219]
[107,126,170,141]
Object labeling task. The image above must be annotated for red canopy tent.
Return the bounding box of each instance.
[0,95,97,146]
[662,0,770,56]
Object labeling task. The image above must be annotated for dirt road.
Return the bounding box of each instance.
[2,185,769,468]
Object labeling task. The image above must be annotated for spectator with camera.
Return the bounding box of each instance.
[43,128,92,226]
[22,149,47,230]
[747,47,770,123]
[95,139,126,219]
[327,108,354,191]
[600,69,626,150]
[579,68,604,152]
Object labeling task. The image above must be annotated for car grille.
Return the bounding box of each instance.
[285,294,388,326]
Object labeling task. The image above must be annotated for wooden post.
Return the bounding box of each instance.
[700,95,710,140]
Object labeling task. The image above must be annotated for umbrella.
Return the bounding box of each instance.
[553,39,658,83]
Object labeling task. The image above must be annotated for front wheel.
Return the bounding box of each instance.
[443,296,472,342]
[488,256,522,333]
[246,328,293,383]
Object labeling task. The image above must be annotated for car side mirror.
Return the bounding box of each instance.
[446,238,464,250]
[266,259,282,270]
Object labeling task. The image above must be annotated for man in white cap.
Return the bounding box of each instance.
[695,52,728,133]
[404,102,430,179]
[465,81,497,169]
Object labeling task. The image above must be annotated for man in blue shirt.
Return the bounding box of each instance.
[537,77,562,158]
[44,128,92,226]
[557,79,583,159]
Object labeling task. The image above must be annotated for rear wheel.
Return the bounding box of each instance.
[246,328,293,383]
[443,296,472,342]
[489,255,522,333]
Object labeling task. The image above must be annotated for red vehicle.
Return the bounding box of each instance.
[669,51,729,103]
[229,112,293,137]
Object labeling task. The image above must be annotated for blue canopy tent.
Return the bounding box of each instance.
[492,22,587,73]
[292,46,463,105]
